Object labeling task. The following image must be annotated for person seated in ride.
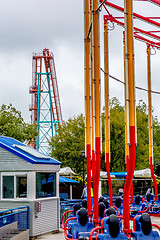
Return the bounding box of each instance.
[72,207,94,239]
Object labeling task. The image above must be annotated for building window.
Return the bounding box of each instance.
[3,176,14,199]
[16,176,27,198]
[36,172,56,198]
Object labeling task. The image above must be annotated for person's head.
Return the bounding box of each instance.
[84,185,86,188]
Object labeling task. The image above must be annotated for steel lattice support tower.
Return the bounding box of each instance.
[29,48,63,155]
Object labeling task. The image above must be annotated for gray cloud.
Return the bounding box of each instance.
[0,0,159,124]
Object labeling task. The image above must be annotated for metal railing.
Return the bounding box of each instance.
[0,206,29,229]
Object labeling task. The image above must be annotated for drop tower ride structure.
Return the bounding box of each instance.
[29,48,63,155]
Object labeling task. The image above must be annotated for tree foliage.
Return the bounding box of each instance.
[49,114,85,173]
[0,104,37,142]
[50,98,160,174]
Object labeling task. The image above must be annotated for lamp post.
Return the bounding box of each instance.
[81,150,85,188]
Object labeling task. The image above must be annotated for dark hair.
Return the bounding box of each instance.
[78,208,88,226]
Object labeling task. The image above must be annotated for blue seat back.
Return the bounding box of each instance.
[72,208,94,239]
[133,213,160,240]
[115,197,123,215]
[97,215,127,240]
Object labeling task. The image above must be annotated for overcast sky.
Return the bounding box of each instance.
[0,0,160,123]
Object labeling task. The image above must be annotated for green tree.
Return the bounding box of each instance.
[49,114,85,173]
[49,98,160,175]
[102,98,160,172]
[0,104,37,142]
[101,97,125,172]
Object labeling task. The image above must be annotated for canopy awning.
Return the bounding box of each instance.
[110,172,127,178]
[42,174,79,185]
[59,176,79,184]
[87,168,152,180]
[134,168,151,178]
[59,167,76,176]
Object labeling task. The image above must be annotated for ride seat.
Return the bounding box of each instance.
[72,208,94,239]
[97,214,127,240]
[99,202,106,220]
[115,196,123,215]
[130,195,145,217]
[67,203,81,238]
[104,207,116,216]
[133,213,159,240]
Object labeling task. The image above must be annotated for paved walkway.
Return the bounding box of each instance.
[37,229,65,240]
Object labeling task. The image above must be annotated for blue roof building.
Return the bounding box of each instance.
[0,136,61,237]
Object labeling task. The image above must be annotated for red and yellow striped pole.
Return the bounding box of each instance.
[123,35,134,204]
[123,0,136,231]
[147,45,158,201]
[123,36,129,170]
[92,0,101,224]
[104,19,113,206]
[90,0,96,200]
[84,0,92,216]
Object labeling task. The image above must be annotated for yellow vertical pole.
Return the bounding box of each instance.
[92,0,101,224]
[104,19,113,206]
[84,0,91,215]
[123,35,134,203]
[123,0,136,231]
[123,36,129,166]
[147,45,158,200]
